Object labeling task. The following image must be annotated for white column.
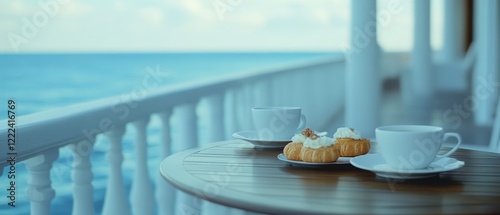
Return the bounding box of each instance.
[442,0,465,62]
[346,0,380,138]
[24,149,59,215]
[69,140,95,215]
[102,126,130,215]
[157,110,176,215]
[473,0,500,126]
[175,102,201,215]
[131,117,155,215]
[410,0,433,105]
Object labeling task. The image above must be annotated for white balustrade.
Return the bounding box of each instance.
[102,126,130,215]
[24,149,59,215]
[69,140,95,215]
[131,117,155,215]
[157,110,176,215]
[0,59,346,215]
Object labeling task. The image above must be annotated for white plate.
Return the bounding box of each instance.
[350,153,465,179]
[277,153,352,167]
[232,131,291,148]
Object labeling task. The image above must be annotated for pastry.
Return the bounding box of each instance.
[300,143,339,162]
[283,128,313,161]
[333,127,370,157]
[283,142,303,161]
[299,133,339,163]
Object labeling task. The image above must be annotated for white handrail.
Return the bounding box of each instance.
[0,58,342,165]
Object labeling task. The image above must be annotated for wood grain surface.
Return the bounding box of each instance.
[160,140,500,215]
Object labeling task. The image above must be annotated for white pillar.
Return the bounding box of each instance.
[69,140,95,215]
[442,0,465,62]
[401,1,437,123]
[473,0,500,126]
[202,93,230,214]
[24,149,59,215]
[157,110,176,215]
[346,0,380,138]
[175,102,201,215]
[131,117,155,215]
[102,126,130,215]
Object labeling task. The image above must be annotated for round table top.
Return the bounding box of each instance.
[160,140,500,215]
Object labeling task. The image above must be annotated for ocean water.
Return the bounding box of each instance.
[0,52,339,214]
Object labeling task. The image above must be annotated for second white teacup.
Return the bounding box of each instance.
[252,107,306,140]
[376,125,461,170]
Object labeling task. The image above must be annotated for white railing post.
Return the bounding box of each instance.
[24,149,59,215]
[226,89,241,137]
[157,110,176,215]
[205,93,225,143]
[272,76,286,106]
[175,102,201,215]
[202,93,229,214]
[253,79,272,107]
[131,116,155,215]
[102,125,130,215]
[69,140,95,215]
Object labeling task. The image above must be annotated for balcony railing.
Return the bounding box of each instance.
[0,57,345,215]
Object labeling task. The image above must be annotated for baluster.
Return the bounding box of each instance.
[102,125,130,215]
[202,93,229,214]
[226,89,241,137]
[157,110,176,215]
[24,149,59,215]
[205,93,225,143]
[69,140,95,215]
[272,76,286,106]
[246,84,255,128]
[239,84,253,131]
[175,102,201,215]
[253,80,272,107]
[131,116,155,215]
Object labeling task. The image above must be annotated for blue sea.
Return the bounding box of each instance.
[0,52,338,214]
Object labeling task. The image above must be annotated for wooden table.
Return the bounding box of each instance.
[160,140,500,214]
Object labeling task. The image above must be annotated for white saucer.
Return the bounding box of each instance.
[350,153,465,179]
[277,153,352,167]
[232,131,291,148]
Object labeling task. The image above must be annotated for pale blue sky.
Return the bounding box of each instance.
[0,0,444,53]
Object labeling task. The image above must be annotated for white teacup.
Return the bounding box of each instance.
[375,125,461,170]
[252,107,306,140]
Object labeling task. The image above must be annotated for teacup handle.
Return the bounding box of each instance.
[436,132,461,158]
[296,114,307,131]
